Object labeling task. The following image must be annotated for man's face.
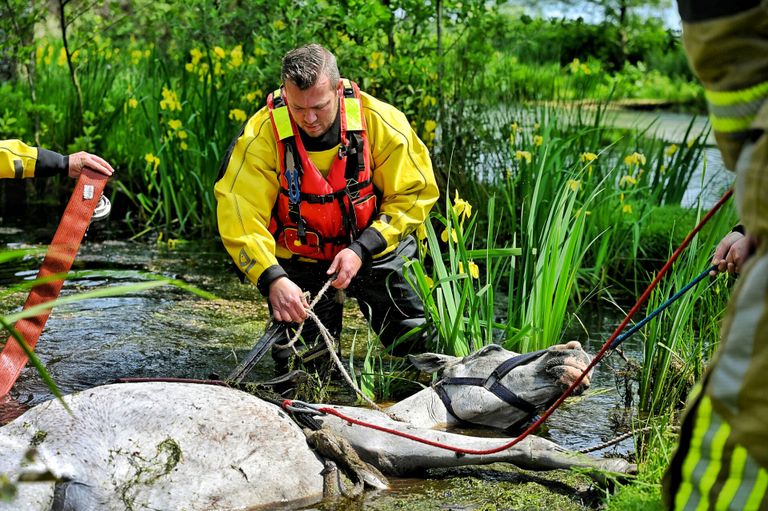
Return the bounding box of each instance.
[283,75,339,138]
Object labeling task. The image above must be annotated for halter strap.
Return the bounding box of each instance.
[433,349,548,427]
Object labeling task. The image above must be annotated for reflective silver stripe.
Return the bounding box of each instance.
[14,159,22,179]
[709,254,768,414]
[707,96,765,123]
[732,448,764,510]
[682,405,725,511]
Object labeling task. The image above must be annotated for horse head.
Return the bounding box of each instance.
[409,341,592,430]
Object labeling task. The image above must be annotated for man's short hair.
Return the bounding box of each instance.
[281,44,340,90]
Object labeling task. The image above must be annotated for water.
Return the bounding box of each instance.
[1,234,634,510]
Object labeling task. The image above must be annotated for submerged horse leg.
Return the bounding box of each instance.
[318,410,635,477]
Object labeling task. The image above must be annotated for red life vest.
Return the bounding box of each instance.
[267,79,377,261]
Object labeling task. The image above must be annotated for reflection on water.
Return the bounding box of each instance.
[1,239,274,407]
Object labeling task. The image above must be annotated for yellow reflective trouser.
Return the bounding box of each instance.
[664,2,768,508]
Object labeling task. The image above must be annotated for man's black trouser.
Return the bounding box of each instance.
[270,236,430,370]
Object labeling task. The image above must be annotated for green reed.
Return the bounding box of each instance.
[635,197,737,417]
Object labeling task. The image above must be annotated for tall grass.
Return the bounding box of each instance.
[404,195,522,356]
[636,198,737,417]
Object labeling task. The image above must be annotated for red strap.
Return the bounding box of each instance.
[0,169,108,399]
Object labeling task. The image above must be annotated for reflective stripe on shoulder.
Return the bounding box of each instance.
[271,105,293,140]
[706,80,768,133]
[345,97,363,131]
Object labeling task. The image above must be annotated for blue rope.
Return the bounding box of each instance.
[609,264,717,350]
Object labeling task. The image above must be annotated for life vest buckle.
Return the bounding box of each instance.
[287,168,301,204]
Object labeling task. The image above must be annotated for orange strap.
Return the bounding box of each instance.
[0,169,108,399]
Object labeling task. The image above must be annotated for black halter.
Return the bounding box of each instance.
[433,349,547,428]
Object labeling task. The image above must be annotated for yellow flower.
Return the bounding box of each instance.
[128,98,138,109]
[369,51,385,70]
[416,223,427,241]
[160,87,182,112]
[659,164,666,174]
[131,49,143,66]
[177,130,188,140]
[515,150,532,163]
[580,63,591,75]
[624,152,646,166]
[422,95,437,108]
[457,261,480,279]
[424,120,437,133]
[569,58,581,74]
[273,19,286,30]
[619,175,637,188]
[533,135,543,147]
[567,179,581,192]
[441,228,457,244]
[213,46,226,59]
[144,153,160,170]
[185,63,194,73]
[622,204,633,214]
[168,119,183,131]
[665,144,678,157]
[229,45,243,68]
[580,152,598,163]
[510,122,520,135]
[180,142,188,151]
[189,48,203,65]
[246,90,263,103]
[229,108,247,122]
[424,275,434,288]
[452,190,472,221]
[533,122,540,131]
[57,47,68,67]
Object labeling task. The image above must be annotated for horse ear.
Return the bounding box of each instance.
[408,353,459,373]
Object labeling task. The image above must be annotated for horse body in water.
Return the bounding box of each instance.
[0,342,634,510]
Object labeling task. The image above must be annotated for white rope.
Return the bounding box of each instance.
[275,277,392,416]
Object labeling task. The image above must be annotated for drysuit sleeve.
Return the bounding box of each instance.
[0,139,68,179]
[214,109,287,292]
[354,93,439,258]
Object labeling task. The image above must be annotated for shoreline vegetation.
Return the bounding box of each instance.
[0,1,734,508]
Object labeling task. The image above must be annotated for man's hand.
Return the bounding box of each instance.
[710,231,757,276]
[327,248,363,289]
[68,151,115,179]
[269,277,309,323]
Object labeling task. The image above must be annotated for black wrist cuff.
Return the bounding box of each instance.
[732,224,746,235]
[256,264,288,296]
[36,148,68,177]
[347,241,370,266]
[356,227,387,257]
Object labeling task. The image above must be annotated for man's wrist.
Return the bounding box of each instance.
[257,265,288,296]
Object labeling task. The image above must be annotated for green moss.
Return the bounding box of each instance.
[30,430,47,447]
[312,464,604,511]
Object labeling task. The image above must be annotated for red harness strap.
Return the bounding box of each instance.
[0,169,108,399]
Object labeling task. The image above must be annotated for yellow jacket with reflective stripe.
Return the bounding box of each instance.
[214,90,439,288]
[0,139,68,179]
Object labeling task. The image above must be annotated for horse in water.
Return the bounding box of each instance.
[0,341,634,510]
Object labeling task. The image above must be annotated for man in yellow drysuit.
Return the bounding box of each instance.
[215,44,439,370]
